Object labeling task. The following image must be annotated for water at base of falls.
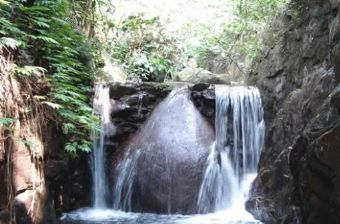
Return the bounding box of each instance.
[60,172,259,223]
[61,174,259,224]
[61,85,264,224]
[60,205,261,224]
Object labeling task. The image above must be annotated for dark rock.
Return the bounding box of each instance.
[330,85,340,113]
[44,160,67,180]
[0,209,10,224]
[191,86,216,124]
[110,83,139,99]
[108,82,174,150]
[140,82,173,97]
[190,83,210,92]
[111,102,135,119]
[246,1,340,223]
[111,122,140,142]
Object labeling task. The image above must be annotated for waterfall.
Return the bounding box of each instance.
[92,85,115,208]
[198,85,265,213]
[113,149,141,211]
[137,92,145,118]
[62,84,264,224]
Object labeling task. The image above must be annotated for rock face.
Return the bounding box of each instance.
[246,0,340,223]
[108,82,173,148]
[111,87,215,214]
[0,61,91,224]
[190,84,216,124]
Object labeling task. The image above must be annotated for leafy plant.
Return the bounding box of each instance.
[194,0,288,75]
[0,117,14,130]
[13,65,46,77]
[0,0,100,153]
[110,15,182,82]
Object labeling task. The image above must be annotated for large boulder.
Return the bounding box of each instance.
[112,87,215,214]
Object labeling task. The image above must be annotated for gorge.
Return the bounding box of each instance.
[2,0,340,224]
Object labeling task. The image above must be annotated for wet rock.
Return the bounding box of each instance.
[0,209,10,224]
[44,160,67,180]
[15,189,57,224]
[191,86,216,124]
[190,83,210,92]
[109,83,139,99]
[112,88,215,214]
[247,1,340,223]
[108,82,173,147]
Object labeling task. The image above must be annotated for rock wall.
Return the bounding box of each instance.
[0,55,91,224]
[108,82,173,147]
[246,0,340,223]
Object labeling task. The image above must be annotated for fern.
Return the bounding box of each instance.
[0,117,14,126]
[0,37,18,49]
[0,0,9,5]
[1,0,99,153]
[13,65,46,77]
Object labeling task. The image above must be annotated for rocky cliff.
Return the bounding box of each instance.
[0,54,91,224]
[246,0,340,223]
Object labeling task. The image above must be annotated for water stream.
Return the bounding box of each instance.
[197,86,265,214]
[91,85,114,208]
[61,85,264,224]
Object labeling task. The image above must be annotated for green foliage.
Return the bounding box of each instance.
[20,139,38,150]
[195,0,288,74]
[286,1,304,26]
[0,0,98,153]
[0,117,14,130]
[236,0,288,21]
[0,37,18,49]
[13,65,46,77]
[110,15,182,82]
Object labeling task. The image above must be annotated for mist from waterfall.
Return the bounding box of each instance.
[198,85,265,214]
[62,84,264,224]
[111,87,215,213]
[91,85,115,208]
[113,149,141,211]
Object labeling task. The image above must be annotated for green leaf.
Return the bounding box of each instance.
[13,65,46,77]
[21,140,38,150]
[41,101,62,109]
[0,37,18,49]
[0,0,9,5]
[0,118,14,126]
[65,142,77,153]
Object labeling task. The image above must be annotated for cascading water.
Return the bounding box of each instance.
[137,92,145,118]
[111,87,215,214]
[112,149,141,211]
[198,85,265,215]
[91,85,115,208]
[61,84,264,224]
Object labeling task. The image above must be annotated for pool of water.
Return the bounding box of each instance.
[60,208,261,224]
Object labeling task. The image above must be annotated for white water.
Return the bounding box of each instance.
[91,85,115,208]
[197,85,265,216]
[61,207,261,224]
[137,92,145,118]
[112,149,142,211]
[62,85,264,224]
